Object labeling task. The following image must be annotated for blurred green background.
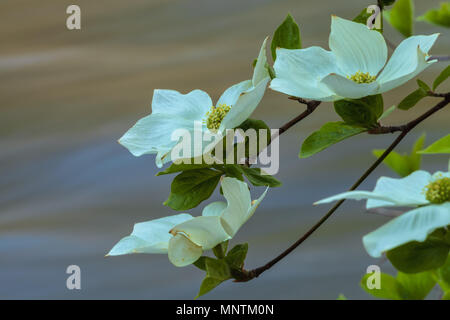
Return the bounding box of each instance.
[0,0,448,299]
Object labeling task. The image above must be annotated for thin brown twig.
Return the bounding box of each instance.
[244,98,321,166]
[430,55,450,62]
[278,98,321,136]
[429,92,449,98]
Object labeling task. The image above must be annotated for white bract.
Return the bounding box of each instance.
[270,16,439,101]
[119,39,270,167]
[107,177,268,267]
[315,170,450,258]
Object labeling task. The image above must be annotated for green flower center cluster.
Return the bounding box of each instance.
[205,104,231,131]
[347,71,376,84]
[425,177,450,204]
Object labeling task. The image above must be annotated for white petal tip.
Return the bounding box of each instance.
[106,250,117,256]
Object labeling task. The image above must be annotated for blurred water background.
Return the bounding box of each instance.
[0,0,449,299]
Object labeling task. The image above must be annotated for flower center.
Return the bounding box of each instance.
[205,104,231,131]
[425,177,450,204]
[347,71,376,84]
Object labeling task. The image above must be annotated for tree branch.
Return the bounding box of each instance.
[237,93,450,282]
[369,93,450,134]
[430,55,450,62]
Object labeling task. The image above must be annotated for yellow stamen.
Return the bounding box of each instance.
[347,71,376,84]
[425,177,450,204]
[205,104,231,131]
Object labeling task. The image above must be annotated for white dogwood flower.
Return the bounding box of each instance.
[107,177,268,267]
[270,16,439,101]
[315,170,450,258]
[119,39,270,167]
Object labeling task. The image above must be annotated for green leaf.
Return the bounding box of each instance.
[418,134,450,154]
[195,244,249,297]
[299,122,366,158]
[409,133,426,170]
[353,8,372,25]
[368,94,385,119]
[373,134,425,177]
[194,244,249,298]
[387,234,450,273]
[205,258,232,281]
[361,272,405,300]
[222,165,244,181]
[361,269,436,300]
[271,14,301,61]
[237,118,271,137]
[225,243,248,270]
[398,88,428,110]
[334,95,383,128]
[194,256,234,298]
[436,254,450,292]
[384,0,414,37]
[193,256,215,271]
[337,294,347,300]
[164,169,222,210]
[212,241,229,259]
[372,150,412,177]
[196,277,223,299]
[433,65,450,91]
[396,271,436,300]
[236,166,282,187]
[417,2,450,28]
